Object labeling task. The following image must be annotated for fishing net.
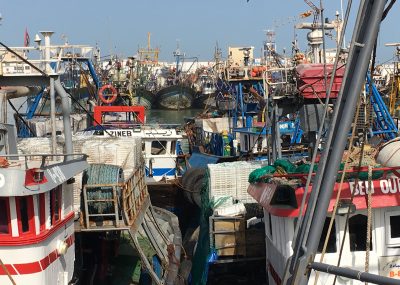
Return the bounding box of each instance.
[190,169,212,285]
[248,165,276,183]
[273,159,296,173]
[293,163,318,174]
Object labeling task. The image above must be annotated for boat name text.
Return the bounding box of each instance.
[349,178,400,196]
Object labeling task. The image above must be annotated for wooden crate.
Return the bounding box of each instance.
[210,215,246,257]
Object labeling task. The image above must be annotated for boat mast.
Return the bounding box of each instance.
[285,0,392,284]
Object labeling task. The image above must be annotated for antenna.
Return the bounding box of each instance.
[304,0,321,28]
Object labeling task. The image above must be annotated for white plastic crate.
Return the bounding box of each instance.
[208,160,266,203]
[208,163,237,199]
[236,161,267,203]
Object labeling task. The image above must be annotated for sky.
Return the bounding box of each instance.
[1,0,399,64]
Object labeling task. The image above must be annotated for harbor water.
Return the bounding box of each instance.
[146,108,203,124]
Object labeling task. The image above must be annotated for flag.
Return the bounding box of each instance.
[24,28,30,47]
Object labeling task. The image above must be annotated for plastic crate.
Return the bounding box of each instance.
[236,161,266,203]
[208,161,266,203]
[208,164,237,199]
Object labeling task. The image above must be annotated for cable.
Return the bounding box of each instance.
[7,98,35,136]
[60,85,114,137]
[0,42,47,76]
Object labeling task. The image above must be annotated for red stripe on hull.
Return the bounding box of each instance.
[0,234,74,275]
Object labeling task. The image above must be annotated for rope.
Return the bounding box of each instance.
[7,98,35,136]
[292,0,353,258]
[0,42,48,76]
[365,165,373,279]
[62,85,114,137]
[0,257,17,285]
[314,87,362,285]
[333,112,368,285]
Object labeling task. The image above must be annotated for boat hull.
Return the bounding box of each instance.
[130,88,155,109]
[156,85,195,110]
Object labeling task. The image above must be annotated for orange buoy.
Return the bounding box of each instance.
[98,85,117,104]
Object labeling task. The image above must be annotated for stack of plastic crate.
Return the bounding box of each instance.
[235,160,267,203]
[208,163,237,204]
[208,160,267,204]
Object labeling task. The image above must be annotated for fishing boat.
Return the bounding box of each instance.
[1,31,185,285]
[155,46,197,110]
[0,36,90,284]
[0,125,88,285]
[156,83,195,110]
[194,71,217,109]
[246,1,400,284]
[125,35,160,110]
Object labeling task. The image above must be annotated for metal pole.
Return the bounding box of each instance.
[275,104,282,158]
[40,31,54,73]
[341,0,346,48]
[310,262,400,285]
[49,77,57,157]
[54,78,73,161]
[271,103,277,163]
[290,0,388,284]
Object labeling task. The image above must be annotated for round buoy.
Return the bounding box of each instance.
[98,85,117,104]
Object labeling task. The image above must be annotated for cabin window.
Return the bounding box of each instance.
[50,186,62,225]
[151,140,167,155]
[349,214,372,252]
[38,193,46,231]
[270,185,298,208]
[0,198,10,234]
[385,211,400,246]
[15,196,35,235]
[390,215,400,238]
[317,218,337,253]
[171,141,176,155]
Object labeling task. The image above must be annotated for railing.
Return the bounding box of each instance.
[0,153,88,169]
[259,165,400,183]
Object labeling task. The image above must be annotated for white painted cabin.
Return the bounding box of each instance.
[0,124,88,285]
[248,170,400,285]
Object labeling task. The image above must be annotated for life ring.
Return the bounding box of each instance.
[98,85,117,104]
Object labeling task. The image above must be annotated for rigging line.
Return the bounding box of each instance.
[365,165,373,276]
[238,122,267,160]
[7,98,35,136]
[382,0,396,21]
[291,0,353,256]
[299,0,354,248]
[60,86,114,137]
[286,0,356,278]
[333,129,369,285]
[0,42,48,77]
[313,91,362,285]
[320,0,328,107]
[0,257,17,285]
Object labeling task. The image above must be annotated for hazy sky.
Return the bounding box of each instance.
[1,0,399,63]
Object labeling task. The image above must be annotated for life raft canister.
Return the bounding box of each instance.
[98,85,117,104]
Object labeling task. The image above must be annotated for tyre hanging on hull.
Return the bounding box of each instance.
[181,168,206,207]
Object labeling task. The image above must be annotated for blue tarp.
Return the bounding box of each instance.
[187,152,221,168]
